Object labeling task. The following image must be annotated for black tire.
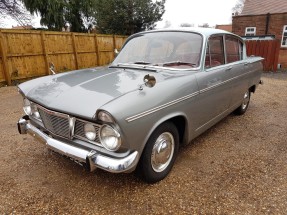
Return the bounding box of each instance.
[138,122,179,183]
[234,90,251,115]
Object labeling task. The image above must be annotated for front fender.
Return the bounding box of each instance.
[138,112,190,156]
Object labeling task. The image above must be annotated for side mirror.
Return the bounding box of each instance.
[114,49,120,56]
[143,74,156,88]
[49,62,56,75]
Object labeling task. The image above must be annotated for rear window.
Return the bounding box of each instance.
[225,36,243,63]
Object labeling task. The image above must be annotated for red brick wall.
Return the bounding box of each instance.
[233,14,267,35]
[232,13,287,69]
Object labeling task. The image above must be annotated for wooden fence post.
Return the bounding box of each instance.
[71,33,79,69]
[0,31,11,85]
[40,31,50,75]
[113,35,116,51]
[94,34,100,66]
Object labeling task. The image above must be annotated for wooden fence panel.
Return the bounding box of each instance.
[45,32,76,73]
[0,59,4,83]
[0,37,5,82]
[75,34,98,69]
[6,31,43,55]
[114,36,127,50]
[9,55,46,79]
[97,35,115,66]
[3,31,46,80]
[245,39,280,71]
[0,29,127,85]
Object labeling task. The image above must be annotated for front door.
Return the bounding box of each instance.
[193,35,233,132]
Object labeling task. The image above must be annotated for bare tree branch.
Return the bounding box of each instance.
[0,0,33,28]
[180,23,194,27]
[232,0,245,15]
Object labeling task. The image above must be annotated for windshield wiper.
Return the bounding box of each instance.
[162,61,196,67]
[131,61,151,65]
[109,63,157,72]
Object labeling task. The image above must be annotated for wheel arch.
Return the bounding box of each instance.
[142,113,189,151]
[249,85,256,93]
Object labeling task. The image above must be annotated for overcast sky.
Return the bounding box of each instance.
[157,0,238,28]
[3,0,238,28]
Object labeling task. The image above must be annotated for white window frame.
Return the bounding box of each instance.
[245,27,256,36]
[281,25,287,48]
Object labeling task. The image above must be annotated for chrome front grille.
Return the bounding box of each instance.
[74,120,101,143]
[37,105,101,145]
[38,108,70,138]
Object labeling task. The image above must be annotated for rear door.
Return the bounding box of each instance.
[224,35,248,108]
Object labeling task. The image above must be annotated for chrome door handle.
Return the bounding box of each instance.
[226,67,232,71]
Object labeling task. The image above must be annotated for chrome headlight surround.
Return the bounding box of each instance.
[31,103,41,120]
[99,124,122,151]
[23,98,32,115]
[97,110,114,123]
[23,98,41,121]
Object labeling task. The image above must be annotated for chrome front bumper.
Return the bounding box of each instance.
[17,117,139,173]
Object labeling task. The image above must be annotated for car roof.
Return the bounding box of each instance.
[138,27,242,40]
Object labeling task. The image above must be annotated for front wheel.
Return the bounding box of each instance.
[138,122,179,183]
[234,90,251,115]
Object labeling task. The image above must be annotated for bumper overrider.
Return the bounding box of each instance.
[17,116,139,173]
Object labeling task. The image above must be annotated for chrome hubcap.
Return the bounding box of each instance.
[242,92,250,110]
[151,132,175,172]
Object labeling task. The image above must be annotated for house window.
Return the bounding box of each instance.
[245,27,256,36]
[282,25,287,47]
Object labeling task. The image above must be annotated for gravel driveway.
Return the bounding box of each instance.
[0,72,286,214]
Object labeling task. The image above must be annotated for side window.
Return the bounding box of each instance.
[225,36,243,63]
[205,36,225,68]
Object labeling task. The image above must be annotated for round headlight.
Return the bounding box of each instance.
[33,111,40,119]
[23,98,32,115]
[97,111,114,123]
[84,123,97,141]
[31,103,41,119]
[99,125,121,151]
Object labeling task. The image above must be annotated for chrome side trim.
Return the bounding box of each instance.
[126,92,199,122]
[200,69,256,94]
[126,67,257,123]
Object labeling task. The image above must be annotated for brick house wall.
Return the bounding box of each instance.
[233,13,287,69]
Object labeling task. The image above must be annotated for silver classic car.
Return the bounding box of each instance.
[17,28,263,183]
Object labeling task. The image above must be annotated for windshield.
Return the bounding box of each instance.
[112,32,203,69]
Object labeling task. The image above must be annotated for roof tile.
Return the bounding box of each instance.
[241,0,287,15]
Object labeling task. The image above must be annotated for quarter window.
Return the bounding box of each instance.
[225,36,243,63]
[245,27,256,36]
[205,36,225,68]
[282,25,287,47]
